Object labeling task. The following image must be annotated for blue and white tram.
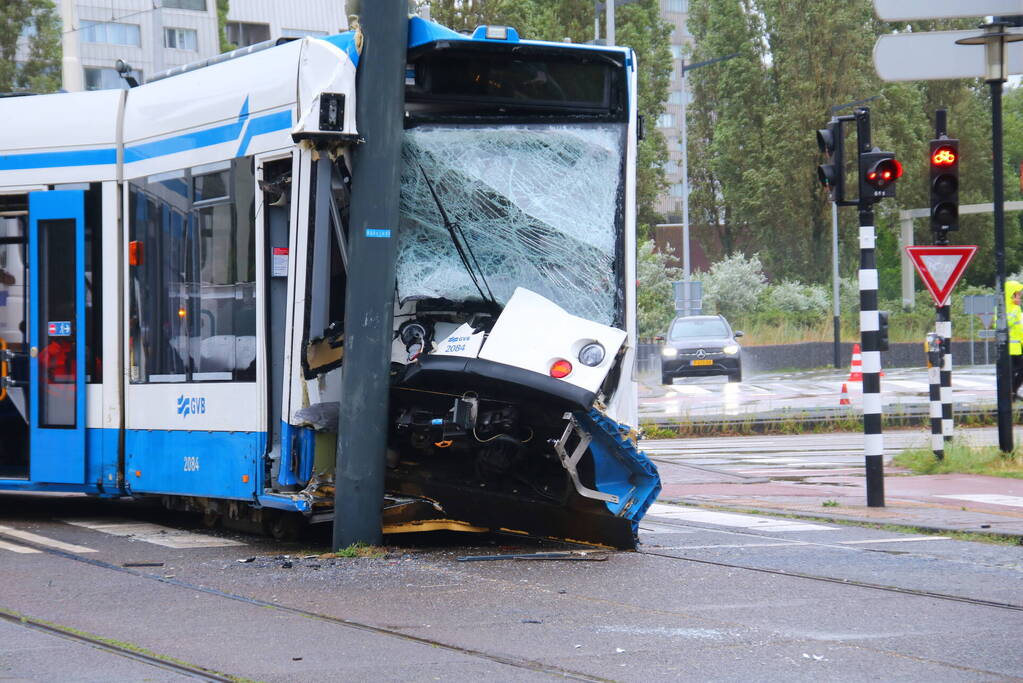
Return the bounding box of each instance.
[0,18,659,548]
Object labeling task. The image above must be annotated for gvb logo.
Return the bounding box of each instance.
[176,395,207,418]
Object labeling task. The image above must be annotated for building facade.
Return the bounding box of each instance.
[655,0,694,221]
[46,0,348,92]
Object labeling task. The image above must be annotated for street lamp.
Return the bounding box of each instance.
[673,53,738,315]
[956,22,1023,453]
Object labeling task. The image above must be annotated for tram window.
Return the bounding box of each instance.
[0,210,26,349]
[51,183,103,383]
[38,219,76,428]
[84,184,102,383]
[129,159,256,384]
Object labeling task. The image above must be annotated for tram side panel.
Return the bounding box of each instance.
[119,36,357,504]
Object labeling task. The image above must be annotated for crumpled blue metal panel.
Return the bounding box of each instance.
[576,409,661,533]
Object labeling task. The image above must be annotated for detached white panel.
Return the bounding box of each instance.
[479,288,627,394]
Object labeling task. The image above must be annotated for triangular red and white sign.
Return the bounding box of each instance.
[905,245,977,307]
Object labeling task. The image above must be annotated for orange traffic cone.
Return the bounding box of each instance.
[839,383,851,405]
[847,343,863,381]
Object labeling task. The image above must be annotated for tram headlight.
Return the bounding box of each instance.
[578,342,605,367]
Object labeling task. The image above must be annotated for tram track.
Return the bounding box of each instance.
[0,528,612,683]
[637,518,1023,612]
[0,607,237,682]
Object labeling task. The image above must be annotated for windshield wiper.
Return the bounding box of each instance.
[416,163,497,307]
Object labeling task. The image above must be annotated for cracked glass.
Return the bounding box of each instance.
[397,124,624,326]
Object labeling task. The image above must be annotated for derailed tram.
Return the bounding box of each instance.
[0,18,660,548]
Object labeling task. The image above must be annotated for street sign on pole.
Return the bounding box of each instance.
[874,29,1023,81]
[905,245,978,307]
[874,0,1023,22]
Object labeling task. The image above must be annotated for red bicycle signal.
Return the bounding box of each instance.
[931,146,957,166]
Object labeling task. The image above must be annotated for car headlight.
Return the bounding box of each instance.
[661,347,678,358]
[723,344,739,355]
[578,342,605,367]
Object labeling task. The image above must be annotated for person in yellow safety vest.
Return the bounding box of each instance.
[1006,280,1023,401]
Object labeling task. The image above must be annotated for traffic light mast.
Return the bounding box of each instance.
[927,109,959,461]
[815,106,901,508]
[856,107,903,508]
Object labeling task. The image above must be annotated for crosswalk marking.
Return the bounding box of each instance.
[0,525,97,553]
[645,503,833,531]
[0,538,42,554]
[61,519,246,548]
[837,536,949,545]
[935,494,1023,508]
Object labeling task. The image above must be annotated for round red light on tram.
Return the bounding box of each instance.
[549,359,573,378]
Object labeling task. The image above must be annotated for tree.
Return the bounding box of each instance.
[217,0,235,53]
[686,0,1009,292]
[637,239,680,337]
[0,0,61,94]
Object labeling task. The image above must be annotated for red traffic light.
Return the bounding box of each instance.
[931,146,957,166]
[865,158,902,188]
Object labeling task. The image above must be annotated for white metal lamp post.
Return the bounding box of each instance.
[955,22,1023,452]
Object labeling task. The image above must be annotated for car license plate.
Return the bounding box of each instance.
[691,359,713,366]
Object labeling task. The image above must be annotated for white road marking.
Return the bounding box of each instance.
[935,494,1023,508]
[61,519,246,548]
[638,521,697,535]
[0,538,41,554]
[0,525,97,553]
[655,542,809,550]
[645,504,833,531]
[881,380,931,391]
[837,536,950,545]
[669,385,713,395]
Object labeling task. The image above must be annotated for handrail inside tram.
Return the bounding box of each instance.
[0,336,8,402]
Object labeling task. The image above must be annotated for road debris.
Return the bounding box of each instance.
[457,551,609,562]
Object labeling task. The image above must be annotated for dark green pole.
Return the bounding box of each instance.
[333,2,408,549]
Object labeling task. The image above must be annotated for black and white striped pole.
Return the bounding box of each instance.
[855,107,901,508]
[931,109,955,452]
[926,332,944,459]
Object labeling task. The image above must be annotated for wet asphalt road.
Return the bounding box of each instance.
[1,493,1021,681]
[639,364,998,422]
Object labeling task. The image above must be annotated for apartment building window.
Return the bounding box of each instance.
[668,90,693,105]
[657,113,675,128]
[81,21,141,47]
[163,0,207,10]
[669,183,685,198]
[664,0,688,12]
[281,28,328,38]
[226,22,270,48]
[84,66,142,90]
[165,27,198,50]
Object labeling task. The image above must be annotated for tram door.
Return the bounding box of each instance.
[28,191,86,484]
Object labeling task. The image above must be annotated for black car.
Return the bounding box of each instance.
[658,315,743,384]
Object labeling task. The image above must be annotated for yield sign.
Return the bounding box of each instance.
[905,245,978,307]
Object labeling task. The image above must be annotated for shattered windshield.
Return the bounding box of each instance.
[397,124,625,326]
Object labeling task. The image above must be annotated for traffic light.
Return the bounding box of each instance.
[858,150,902,202]
[929,137,959,233]
[816,119,844,203]
[878,310,890,352]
